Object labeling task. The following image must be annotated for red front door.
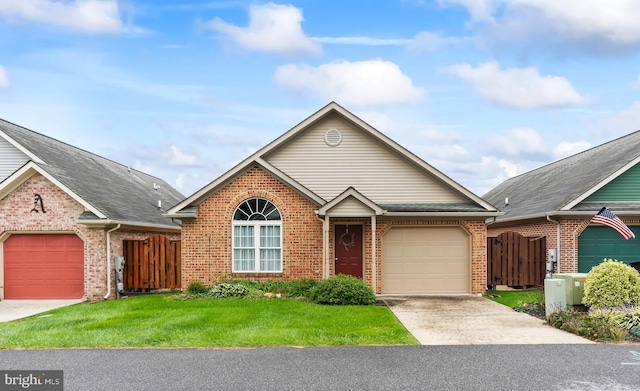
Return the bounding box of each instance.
[334,225,363,278]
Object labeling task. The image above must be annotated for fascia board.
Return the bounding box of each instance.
[561,155,640,211]
[77,219,181,232]
[316,186,384,216]
[0,162,106,218]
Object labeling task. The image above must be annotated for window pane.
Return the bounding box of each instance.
[234,226,254,247]
[234,249,255,271]
[260,249,281,271]
[260,225,280,247]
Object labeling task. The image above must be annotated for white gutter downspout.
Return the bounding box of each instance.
[315,213,329,279]
[104,224,121,300]
[546,215,560,273]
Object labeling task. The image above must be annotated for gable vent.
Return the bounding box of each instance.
[324,128,342,146]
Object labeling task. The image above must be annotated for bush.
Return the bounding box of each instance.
[582,259,640,309]
[286,278,317,298]
[631,325,640,338]
[547,310,629,342]
[207,283,249,299]
[309,274,376,305]
[187,281,208,294]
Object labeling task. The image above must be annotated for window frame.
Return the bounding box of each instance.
[232,198,282,273]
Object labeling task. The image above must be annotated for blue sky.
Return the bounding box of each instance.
[1,1,640,199]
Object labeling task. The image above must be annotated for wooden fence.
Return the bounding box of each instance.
[487,231,546,289]
[122,234,181,291]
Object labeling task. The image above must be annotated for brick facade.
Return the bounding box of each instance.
[487,216,640,273]
[0,173,179,301]
[182,167,489,295]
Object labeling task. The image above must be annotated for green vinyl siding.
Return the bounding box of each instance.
[584,163,640,202]
[578,226,640,272]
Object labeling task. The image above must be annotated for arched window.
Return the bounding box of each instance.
[232,198,282,272]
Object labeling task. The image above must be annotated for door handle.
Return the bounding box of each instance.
[334,257,338,264]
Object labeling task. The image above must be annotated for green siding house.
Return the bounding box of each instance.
[484,131,640,274]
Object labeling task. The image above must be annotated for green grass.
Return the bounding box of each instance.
[485,289,544,308]
[0,295,417,348]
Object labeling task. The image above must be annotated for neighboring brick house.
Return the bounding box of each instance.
[0,119,183,301]
[166,102,500,295]
[484,130,640,274]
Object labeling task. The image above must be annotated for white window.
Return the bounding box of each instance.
[232,198,282,273]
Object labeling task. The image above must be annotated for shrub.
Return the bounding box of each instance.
[547,310,628,342]
[207,283,249,299]
[631,325,640,338]
[286,278,317,298]
[187,281,208,294]
[582,259,640,309]
[309,274,376,305]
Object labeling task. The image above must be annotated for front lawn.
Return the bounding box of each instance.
[0,295,417,348]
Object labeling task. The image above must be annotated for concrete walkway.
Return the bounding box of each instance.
[0,299,84,322]
[384,295,594,345]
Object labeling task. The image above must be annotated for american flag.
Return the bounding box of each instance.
[591,206,636,240]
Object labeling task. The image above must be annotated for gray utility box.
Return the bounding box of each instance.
[552,273,588,308]
[544,279,567,316]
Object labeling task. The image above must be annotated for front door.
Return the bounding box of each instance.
[334,224,363,278]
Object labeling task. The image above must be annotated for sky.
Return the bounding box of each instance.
[1,1,640,200]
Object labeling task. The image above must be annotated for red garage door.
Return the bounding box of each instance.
[4,234,84,299]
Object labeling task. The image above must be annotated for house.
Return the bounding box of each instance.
[165,102,500,295]
[484,130,640,274]
[0,119,183,301]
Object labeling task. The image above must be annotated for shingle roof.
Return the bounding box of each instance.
[0,118,184,228]
[483,130,640,221]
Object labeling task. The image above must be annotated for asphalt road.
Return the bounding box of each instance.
[1,345,639,391]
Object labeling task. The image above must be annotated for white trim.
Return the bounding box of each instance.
[561,155,640,210]
[0,162,106,218]
[316,186,384,216]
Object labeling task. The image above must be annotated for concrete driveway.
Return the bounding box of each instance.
[0,299,83,322]
[384,295,593,345]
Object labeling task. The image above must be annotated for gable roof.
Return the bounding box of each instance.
[167,102,499,219]
[0,118,184,230]
[483,130,640,222]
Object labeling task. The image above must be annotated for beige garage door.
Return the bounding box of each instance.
[382,227,470,294]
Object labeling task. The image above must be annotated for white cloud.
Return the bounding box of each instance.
[443,0,640,52]
[406,31,469,51]
[438,0,498,22]
[312,36,410,46]
[0,66,9,88]
[273,59,425,107]
[553,140,591,159]
[444,61,587,109]
[590,101,640,137]
[0,0,134,34]
[206,2,321,57]
[485,127,549,156]
[169,145,198,166]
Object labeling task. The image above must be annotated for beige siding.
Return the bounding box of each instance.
[326,196,374,217]
[382,226,470,294]
[0,138,29,182]
[265,113,467,203]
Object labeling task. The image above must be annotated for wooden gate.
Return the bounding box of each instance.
[122,234,181,291]
[487,232,546,289]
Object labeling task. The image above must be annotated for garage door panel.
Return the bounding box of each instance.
[4,234,84,299]
[382,227,471,294]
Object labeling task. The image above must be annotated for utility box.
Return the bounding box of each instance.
[544,278,567,316]
[552,273,588,308]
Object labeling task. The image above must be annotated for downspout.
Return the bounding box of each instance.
[315,213,328,279]
[546,215,560,273]
[104,224,121,300]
